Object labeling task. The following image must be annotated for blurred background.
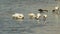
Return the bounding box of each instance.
[0,0,60,34]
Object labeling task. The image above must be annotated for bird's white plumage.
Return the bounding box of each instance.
[36,13,41,18]
[43,14,47,18]
[55,6,59,10]
[12,13,24,19]
[28,13,36,18]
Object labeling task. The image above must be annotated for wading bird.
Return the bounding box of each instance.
[43,14,47,24]
[28,12,36,19]
[52,6,59,14]
[35,13,41,20]
[12,13,24,19]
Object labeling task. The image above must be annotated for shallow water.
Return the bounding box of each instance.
[0,0,60,34]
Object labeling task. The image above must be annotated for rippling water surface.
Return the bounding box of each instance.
[0,0,60,34]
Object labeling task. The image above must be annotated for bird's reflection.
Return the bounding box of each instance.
[36,20,40,24]
[15,19,24,21]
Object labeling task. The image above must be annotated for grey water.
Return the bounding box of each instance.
[0,0,60,34]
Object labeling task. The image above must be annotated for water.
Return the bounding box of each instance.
[0,0,60,34]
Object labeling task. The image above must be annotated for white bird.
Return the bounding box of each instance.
[54,6,59,14]
[43,14,47,24]
[43,14,47,21]
[35,13,41,20]
[55,6,59,10]
[12,13,24,19]
[28,12,36,19]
